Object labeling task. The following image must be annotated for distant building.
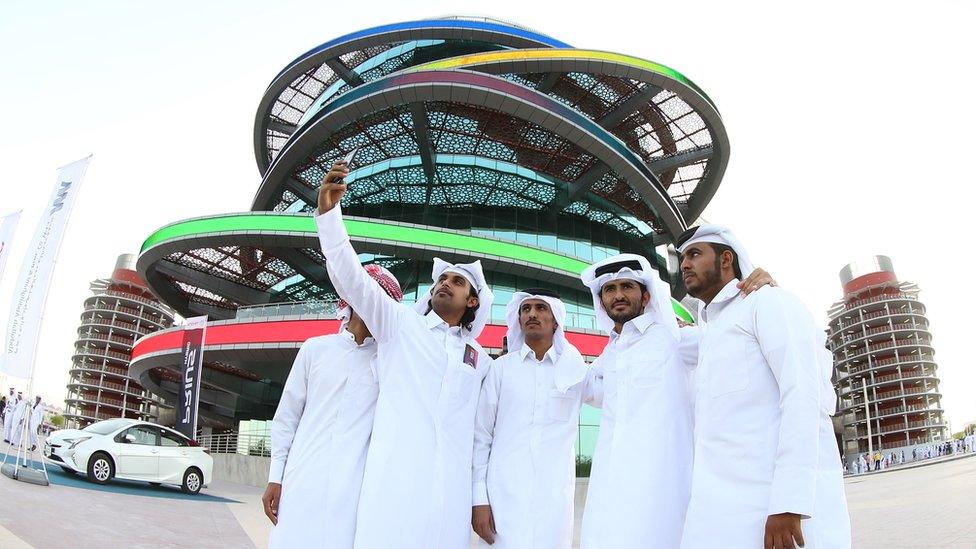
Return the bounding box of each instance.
[64,254,176,428]
[827,256,947,462]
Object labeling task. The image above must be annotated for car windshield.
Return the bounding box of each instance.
[82,419,132,435]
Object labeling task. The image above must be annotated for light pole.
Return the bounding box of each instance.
[863,382,874,460]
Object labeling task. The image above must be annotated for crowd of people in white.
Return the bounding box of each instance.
[261,161,855,548]
[847,435,976,474]
[2,389,45,455]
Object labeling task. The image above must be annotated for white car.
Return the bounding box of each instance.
[44,418,213,495]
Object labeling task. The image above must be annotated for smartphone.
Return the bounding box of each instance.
[342,148,359,169]
[332,148,358,184]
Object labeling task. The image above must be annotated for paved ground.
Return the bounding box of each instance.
[0,450,972,547]
[845,454,976,548]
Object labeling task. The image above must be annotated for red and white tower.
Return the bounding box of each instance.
[828,256,947,462]
[64,254,175,428]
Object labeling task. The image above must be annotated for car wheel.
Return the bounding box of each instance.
[87,453,114,484]
[181,467,202,495]
[60,466,75,475]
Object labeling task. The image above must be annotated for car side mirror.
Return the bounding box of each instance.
[124,433,136,444]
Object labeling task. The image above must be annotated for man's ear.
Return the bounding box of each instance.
[467,295,479,308]
[641,290,651,308]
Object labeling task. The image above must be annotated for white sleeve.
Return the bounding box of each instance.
[580,361,604,408]
[472,359,501,506]
[268,342,311,483]
[677,326,703,369]
[754,290,822,518]
[316,207,405,344]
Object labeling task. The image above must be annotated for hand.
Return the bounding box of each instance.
[738,267,776,295]
[764,512,804,549]
[317,161,350,215]
[262,482,282,525]
[472,504,496,544]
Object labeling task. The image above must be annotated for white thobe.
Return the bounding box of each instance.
[472,344,599,548]
[3,395,15,441]
[9,399,27,447]
[680,281,851,549]
[268,332,379,549]
[28,403,43,448]
[316,207,492,549]
[580,312,695,549]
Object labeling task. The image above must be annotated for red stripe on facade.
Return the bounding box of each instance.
[133,319,610,359]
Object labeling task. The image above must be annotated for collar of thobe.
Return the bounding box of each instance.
[675,223,756,275]
[518,343,557,364]
[339,328,376,347]
[518,341,589,393]
[581,253,679,341]
[698,278,742,322]
[608,308,655,342]
[413,257,494,338]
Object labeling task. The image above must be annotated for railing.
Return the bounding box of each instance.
[840,367,938,393]
[834,322,928,346]
[80,316,153,335]
[879,420,946,434]
[197,432,272,457]
[71,362,130,378]
[74,346,131,362]
[845,292,917,311]
[103,289,175,316]
[84,302,168,326]
[77,330,135,347]
[835,337,933,366]
[830,307,925,333]
[843,403,937,424]
[236,300,339,320]
[838,354,936,379]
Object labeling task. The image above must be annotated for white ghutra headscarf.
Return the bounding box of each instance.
[580,253,679,341]
[414,257,495,338]
[505,289,589,392]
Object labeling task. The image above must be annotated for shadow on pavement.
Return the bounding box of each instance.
[1,457,240,503]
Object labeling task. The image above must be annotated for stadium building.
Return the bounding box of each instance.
[129,17,729,460]
[828,256,947,462]
[64,254,175,428]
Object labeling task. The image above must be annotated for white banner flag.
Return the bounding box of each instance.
[0,210,22,286]
[1,156,92,378]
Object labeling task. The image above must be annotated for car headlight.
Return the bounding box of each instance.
[68,437,91,449]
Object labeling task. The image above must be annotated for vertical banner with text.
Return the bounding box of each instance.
[177,316,207,440]
[1,157,91,379]
[0,210,22,286]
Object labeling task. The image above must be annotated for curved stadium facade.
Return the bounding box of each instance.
[130,17,729,460]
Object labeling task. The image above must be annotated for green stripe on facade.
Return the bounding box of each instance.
[141,214,695,323]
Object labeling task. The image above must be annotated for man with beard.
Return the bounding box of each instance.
[577,253,693,548]
[676,225,850,549]
[316,160,494,548]
[263,264,403,548]
[471,289,598,548]
[578,253,774,548]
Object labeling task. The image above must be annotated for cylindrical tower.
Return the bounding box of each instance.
[827,256,947,462]
[64,254,176,428]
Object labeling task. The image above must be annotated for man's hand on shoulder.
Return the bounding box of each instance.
[317,161,350,215]
[739,267,777,295]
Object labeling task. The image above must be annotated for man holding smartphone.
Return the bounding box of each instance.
[316,159,495,548]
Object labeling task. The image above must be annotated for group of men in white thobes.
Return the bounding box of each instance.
[262,159,852,548]
[3,390,45,453]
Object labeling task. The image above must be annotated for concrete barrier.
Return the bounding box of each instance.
[211,453,272,488]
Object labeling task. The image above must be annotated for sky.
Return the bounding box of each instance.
[0,1,973,427]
